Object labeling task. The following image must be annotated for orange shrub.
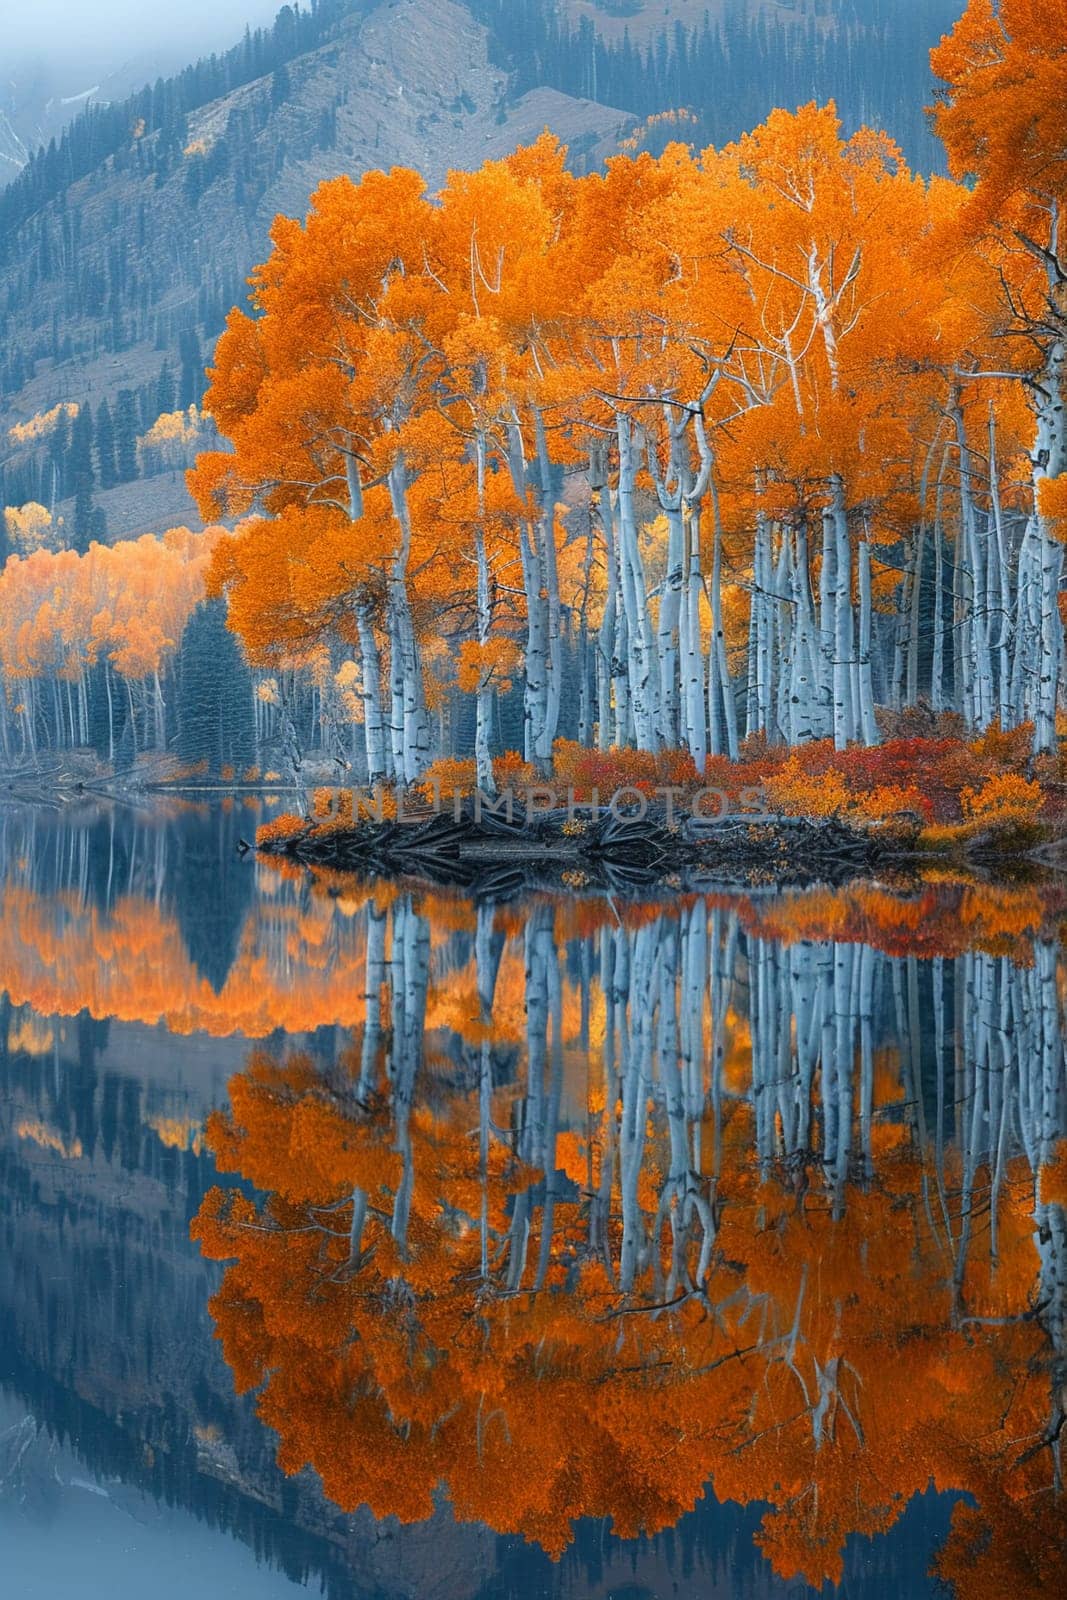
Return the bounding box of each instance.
[493,750,540,790]
[311,789,355,830]
[417,758,477,802]
[766,757,931,822]
[552,740,699,799]
[765,759,852,818]
[860,784,931,821]
[970,720,1035,770]
[960,772,1044,821]
[256,813,307,847]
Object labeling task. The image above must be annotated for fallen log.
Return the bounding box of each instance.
[259,802,901,895]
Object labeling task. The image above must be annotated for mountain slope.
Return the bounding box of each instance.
[0,2,291,183]
[561,0,792,42]
[479,0,960,169]
[0,0,630,539]
[2,64,154,187]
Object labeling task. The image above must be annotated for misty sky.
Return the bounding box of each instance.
[5,0,287,76]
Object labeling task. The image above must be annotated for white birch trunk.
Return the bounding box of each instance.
[615,413,659,750]
[386,458,431,783]
[856,535,878,746]
[508,419,550,764]
[1029,337,1066,753]
[534,409,563,763]
[473,431,495,793]
[829,475,855,749]
[354,604,388,784]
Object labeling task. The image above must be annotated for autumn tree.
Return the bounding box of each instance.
[0,528,224,760]
[184,95,1065,776]
[932,0,1067,753]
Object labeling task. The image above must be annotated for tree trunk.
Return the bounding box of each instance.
[708,472,738,758]
[828,475,855,749]
[615,413,659,751]
[354,604,388,784]
[473,431,496,793]
[386,458,431,783]
[856,534,878,746]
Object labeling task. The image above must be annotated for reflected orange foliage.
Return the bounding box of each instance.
[185,886,1066,1596]
[194,1060,1064,1591]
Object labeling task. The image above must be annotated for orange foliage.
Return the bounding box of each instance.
[193,1006,1066,1590]
[182,110,1051,776]
[0,528,223,683]
[960,772,1045,821]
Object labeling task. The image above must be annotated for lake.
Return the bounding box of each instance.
[1,802,1063,1599]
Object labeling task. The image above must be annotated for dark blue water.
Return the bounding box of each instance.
[1,804,1060,1599]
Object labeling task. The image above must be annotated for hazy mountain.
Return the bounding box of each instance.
[2,59,212,187]
[0,0,629,539]
[0,3,289,183]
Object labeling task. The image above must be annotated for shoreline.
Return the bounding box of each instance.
[255,803,1026,895]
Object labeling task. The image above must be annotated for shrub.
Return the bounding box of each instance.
[256,813,307,847]
[494,750,540,790]
[918,811,1047,856]
[859,783,932,821]
[765,758,852,818]
[418,757,477,802]
[311,788,355,829]
[875,703,967,742]
[552,740,699,799]
[970,719,1034,771]
[960,772,1044,821]
[553,740,659,797]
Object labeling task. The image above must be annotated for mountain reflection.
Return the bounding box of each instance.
[2,806,1065,1598]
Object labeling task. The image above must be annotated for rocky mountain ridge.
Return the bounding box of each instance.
[0,0,629,540]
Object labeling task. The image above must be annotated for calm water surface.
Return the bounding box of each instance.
[1,803,1064,1599]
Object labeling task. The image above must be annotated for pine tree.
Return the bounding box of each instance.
[271,62,292,108]
[69,404,96,553]
[72,478,95,554]
[156,359,176,414]
[115,389,139,483]
[95,398,118,489]
[178,329,203,410]
[68,403,94,489]
[177,599,257,774]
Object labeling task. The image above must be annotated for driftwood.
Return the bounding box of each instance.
[259,803,897,896]
[0,763,89,809]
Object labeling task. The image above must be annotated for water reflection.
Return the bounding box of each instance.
[1,804,1065,1598]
